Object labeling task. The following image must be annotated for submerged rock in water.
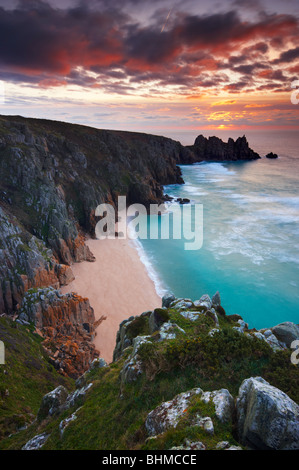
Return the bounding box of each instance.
[265,152,278,159]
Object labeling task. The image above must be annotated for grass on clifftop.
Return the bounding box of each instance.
[0,317,73,441]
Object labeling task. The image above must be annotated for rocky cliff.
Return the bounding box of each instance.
[0,115,262,379]
[0,115,189,372]
[18,287,99,379]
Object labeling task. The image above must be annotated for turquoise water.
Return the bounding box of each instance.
[138,131,299,329]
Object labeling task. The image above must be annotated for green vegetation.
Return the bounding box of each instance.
[0,317,73,442]
[0,306,298,451]
[125,314,150,340]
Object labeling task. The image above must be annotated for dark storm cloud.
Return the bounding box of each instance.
[273,46,299,64]
[233,63,267,75]
[0,0,298,94]
[0,1,127,74]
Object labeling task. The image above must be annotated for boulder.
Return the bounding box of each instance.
[145,386,234,438]
[55,264,75,286]
[37,385,68,420]
[64,383,93,410]
[59,410,80,437]
[205,309,219,327]
[145,388,202,436]
[171,440,206,450]
[22,433,50,450]
[170,299,193,310]
[236,377,299,450]
[157,322,185,341]
[233,319,248,334]
[119,335,151,384]
[194,295,212,310]
[149,308,169,334]
[272,322,299,348]
[162,293,176,308]
[19,288,99,378]
[201,389,234,423]
[190,134,260,162]
[211,291,221,307]
[192,416,214,435]
[179,311,204,321]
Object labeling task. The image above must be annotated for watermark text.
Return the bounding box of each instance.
[95,196,203,251]
[291,340,299,365]
[0,340,5,365]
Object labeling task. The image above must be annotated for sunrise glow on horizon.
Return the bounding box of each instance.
[0,0,298,137]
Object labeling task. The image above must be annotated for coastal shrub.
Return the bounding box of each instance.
[262,350,299,403]
[153,308,170,323]
[125,315,150,340]
[139,326,273,392]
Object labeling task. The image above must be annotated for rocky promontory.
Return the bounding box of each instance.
[186,135,261,162]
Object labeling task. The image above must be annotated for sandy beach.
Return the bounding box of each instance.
[60,237,161,363]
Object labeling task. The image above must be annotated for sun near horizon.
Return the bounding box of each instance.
[0,0,298,139]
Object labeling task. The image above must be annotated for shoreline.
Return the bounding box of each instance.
[60,237,162,363]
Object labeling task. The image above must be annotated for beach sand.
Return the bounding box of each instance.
[60,237,161,363]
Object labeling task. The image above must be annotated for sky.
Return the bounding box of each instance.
[0,0,299,141]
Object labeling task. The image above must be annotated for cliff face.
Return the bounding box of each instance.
[0,115,187,315]
[18,287,99,379]
[0,115,188,376]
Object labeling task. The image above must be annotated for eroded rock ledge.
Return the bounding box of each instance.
[18,287,99,378]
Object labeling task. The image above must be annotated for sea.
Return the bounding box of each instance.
[134,130,299,330]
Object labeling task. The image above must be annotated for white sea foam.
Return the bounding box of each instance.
[190,162,236,175]
[183,183,208,196]
[130,237,169,298]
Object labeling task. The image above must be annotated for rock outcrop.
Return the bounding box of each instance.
[145,386,234,437]
[0,206,61,315]
[18,287,99,378]
[237,377,299,450]
[265,152,278,159]
[187,135,260,162]
[271,322,299,348]
[22,433,50,450]
[145,388,203,436]
[119,335,151,384]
